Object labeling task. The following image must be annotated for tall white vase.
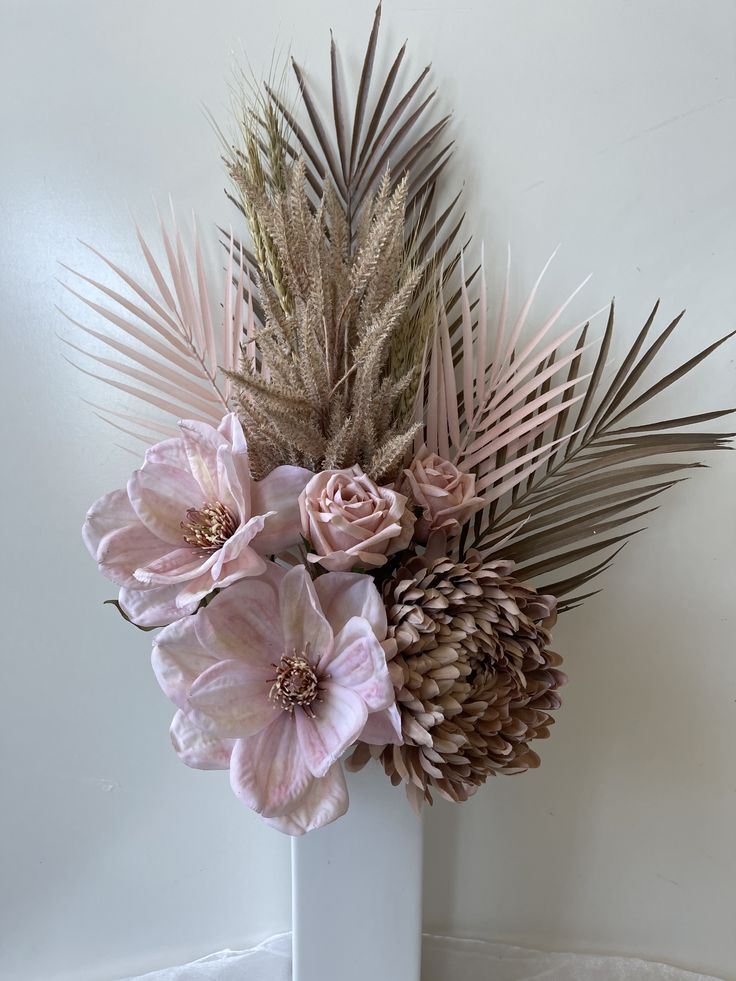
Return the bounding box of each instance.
[291,763,423,981]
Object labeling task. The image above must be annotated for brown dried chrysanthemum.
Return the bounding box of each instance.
[347,553,565,808]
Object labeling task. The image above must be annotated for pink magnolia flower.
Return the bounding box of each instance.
[152,563,401,835]
[299,466,415,572]
[83,413,312,627]
[398,447,484,543]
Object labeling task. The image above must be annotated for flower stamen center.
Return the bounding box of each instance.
[181,501,237,551]
[269,651,320,715]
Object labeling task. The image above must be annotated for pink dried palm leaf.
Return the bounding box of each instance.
[421,248,599,511]
[60,210,251,445]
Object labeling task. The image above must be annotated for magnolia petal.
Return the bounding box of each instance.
[321,618,394,712]
[210,515,268,581]
[173,569,221,609]
[170,710,235,770]
[178,418,226,500]
[187,659,276,738]
[166,533,268,608]
[82,489,138,559]
[135,546,216,585]
[144,437,189,471]
[217,413,252,500]
[195,568,285,667]
[360,704,403,747]
[214,443,247,518]
[296,684,367,778]
[118,582,197,627]
[251,465,314,555]
[229,717,313,818]
[202,552,268,596]
[96,521,171,588]
[128,463,201,546]
[152,616,215,708]
[279,566,333,662]
[314,572,387,640]
[264,763,348,836]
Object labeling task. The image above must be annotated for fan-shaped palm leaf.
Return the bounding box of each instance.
[422,249,599,509]
[420,245,733,605]
[61,213,250,444]
[230,3,465,340]
[469,293,735,600]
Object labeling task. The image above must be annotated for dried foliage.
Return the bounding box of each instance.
[226,160,424,479]
[224,1,468,407]
[264,3,460,255]
[68,2,736,835]
[479,301,735,608]
[422,252,735,607]
[347,553,564,807]
[63,2,733,617]
[60,212,245,445]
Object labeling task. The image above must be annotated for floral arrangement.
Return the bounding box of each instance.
[73,5,733,834]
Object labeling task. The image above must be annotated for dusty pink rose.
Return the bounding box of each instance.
[299,466,415,572]
[152,563,401,835]
[83,413,312,627]
[399,447,484,543]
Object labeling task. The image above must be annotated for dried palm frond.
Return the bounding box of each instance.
[224,2,468,381]
[475,302,735,603]
[420,249,597,496]
[435,253,735,604]
[61,211,249,445]
[275,3,456,244]
[227,159,423,480]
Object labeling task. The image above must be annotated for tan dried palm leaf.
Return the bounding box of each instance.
[223,2,471,388]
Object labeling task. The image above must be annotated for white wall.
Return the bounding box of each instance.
[1,1,734,979]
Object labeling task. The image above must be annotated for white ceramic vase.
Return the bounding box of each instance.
[291,763,423,981]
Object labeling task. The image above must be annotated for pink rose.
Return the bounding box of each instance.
[83,413,312,627]
[299,466,415,572]
[399,448,484,543]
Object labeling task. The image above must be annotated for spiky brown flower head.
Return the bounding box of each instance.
[347,553,565,809]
